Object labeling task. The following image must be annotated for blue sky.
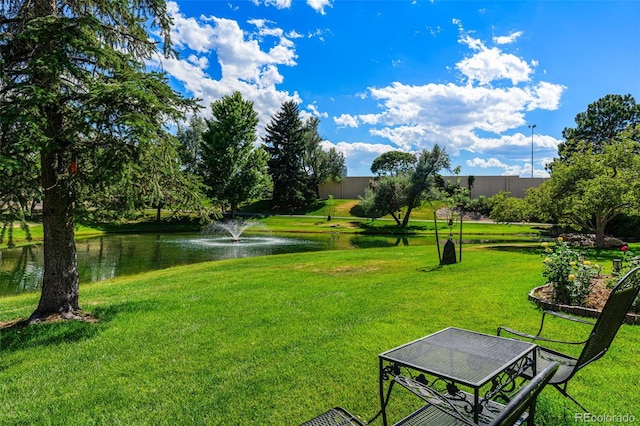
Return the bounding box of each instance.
[157,0,640,177]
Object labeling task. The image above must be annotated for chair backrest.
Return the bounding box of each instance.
[575,266,640,371]
[489,362,559,426]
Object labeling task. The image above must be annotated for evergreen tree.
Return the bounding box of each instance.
[263,101,311,208]
[0,0,196,322]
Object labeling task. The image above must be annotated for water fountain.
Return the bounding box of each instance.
[206,220,259,242]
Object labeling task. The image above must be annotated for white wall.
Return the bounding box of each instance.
[319,176,548,199]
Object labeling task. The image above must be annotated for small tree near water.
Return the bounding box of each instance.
[358,146,450,227]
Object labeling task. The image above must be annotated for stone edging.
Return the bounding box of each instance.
[528,285,640,325]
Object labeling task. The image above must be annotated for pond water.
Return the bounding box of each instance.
[0,232,436,297]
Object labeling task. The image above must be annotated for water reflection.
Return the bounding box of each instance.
[0,233,323,297]
[0,245,44,295]
[0,232,529,297]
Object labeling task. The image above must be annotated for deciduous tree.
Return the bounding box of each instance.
[200,92,270,217]
[302,117,345,198]
[528,127,640,247]
[359,146,450,227]
[557,94,640,162]
[371,151,416,177]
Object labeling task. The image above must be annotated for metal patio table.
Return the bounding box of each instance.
[379,327,537,425]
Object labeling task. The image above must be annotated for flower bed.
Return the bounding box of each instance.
[529,280,640,324]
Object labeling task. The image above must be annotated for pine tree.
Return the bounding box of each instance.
[0,0,195,322]
[263,101,312,208]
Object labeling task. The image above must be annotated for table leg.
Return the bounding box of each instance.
[473,389,479,424]
[379,357,388,426]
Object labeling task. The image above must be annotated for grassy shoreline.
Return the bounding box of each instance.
[1,199,548,250]
[1,242,639,424]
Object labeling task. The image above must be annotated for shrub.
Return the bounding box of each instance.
[542,237,601,306]
[607,244,640,313]
[487,192,528,223]
[464,195,491,216]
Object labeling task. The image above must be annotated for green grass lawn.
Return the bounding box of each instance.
[1,243,638,425]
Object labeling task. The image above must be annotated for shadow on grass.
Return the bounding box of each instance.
[0,319,99,352]
[80,217,202,234]
[417,265,444,273]
[356,222,429,235]
[486,244,628,264]
[484,245,542,255]
[0,300,155,353]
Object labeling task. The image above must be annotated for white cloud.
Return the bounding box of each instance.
[363,81,564,150]
[458,34,485,51]
[427,25,442,37]
[166,2,216,53]
[323,141,398,176]
[334,114,359,128]
[252,0,292,9]
[466,157,509,168]
[493,31,523,45]
[307,0,333,14]
[157,3,302,135]
[341,25,566,162]
[457,46,533,85]
[466,157,549,177]
[287,30,305,39]
[302,103,329,121]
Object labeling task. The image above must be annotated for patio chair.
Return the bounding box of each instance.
[392,362,558,425]
[497,266,640,413]
[300,406,365,426]
[300,363,559,426]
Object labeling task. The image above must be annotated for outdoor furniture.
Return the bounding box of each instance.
[379,328,538,426]
[300,406,365,426]
[497,266,640,412]
[391,362,559,425]
[299,363,558,426]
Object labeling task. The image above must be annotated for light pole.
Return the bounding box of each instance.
[528,124,536,178]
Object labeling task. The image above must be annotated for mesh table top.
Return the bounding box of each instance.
[380,327,536,387]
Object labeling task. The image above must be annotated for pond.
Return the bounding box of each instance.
[0,232,438,298]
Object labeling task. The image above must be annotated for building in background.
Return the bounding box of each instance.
[319,176,548,200]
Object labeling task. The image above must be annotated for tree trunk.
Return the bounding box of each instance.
[594,211,607,249]
[27,0,82,322]
[29,150,80,322]
[389,211,402,226]
[401,205,414,228]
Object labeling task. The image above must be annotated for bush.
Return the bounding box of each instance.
[464,195,491,216]
[487,192,528,223]
[542,237,601,306]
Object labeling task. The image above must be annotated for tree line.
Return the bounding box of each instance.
[177,93,345,218]
[482,94,640,248]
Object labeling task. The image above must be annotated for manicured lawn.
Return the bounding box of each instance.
[0,243,638,425]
